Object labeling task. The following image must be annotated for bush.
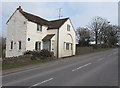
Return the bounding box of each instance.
[30,49,54,60]
[39,49,53,57]
[78,39,90,46]
[24,50,33,55]
[91,44,99,49]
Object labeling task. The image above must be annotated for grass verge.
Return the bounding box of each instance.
[2,58,55,70]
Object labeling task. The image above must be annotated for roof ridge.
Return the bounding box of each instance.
[49,18,69,22]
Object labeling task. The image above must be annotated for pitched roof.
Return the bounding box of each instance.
[47,18,69,29]
[20,11,49,26]
[42,34,55,41]
[10,6,69,29]
[20,10,69,29]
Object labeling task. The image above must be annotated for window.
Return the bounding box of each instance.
[66,43,69,50]
[18,41,21,50]
[35,42,41,50]
[67,24,70,31]
[70,44,72,50]
[65,43,72,50]
[37,24,42,31]
[10,41,13,50]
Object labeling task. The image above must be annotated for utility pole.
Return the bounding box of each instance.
[58,8,62,19]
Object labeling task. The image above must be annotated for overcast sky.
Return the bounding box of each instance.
[2,2,118,37]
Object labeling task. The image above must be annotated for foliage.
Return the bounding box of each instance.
[1,37,6,58]
[86,16,120,46]
[24,50,33,55]
[88,16,109,44]
[104,25,119,46]
[76,27,90,46]
[24,49,54,60]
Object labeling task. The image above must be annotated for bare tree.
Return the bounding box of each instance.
[88,16,109,44]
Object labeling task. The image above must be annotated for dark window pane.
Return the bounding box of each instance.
[11,41,13,49]
[37,24,39,31]
[19,41,21,50]
[35,42,41,50]
[67,24,70,31]
[37,24,42,31]
[66,43,69,50]
[39,42,41,50]
[35,42,38,50]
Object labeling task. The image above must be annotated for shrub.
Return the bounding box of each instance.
[24,50,33,55]
[91,44,99,49]
[30,49,54,60]
[39,49,53,57]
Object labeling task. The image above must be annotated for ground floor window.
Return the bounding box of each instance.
[35,41,41,50]
[10,41,13,50]
[18,41,21,50]
[65,43,72,50]
[66,43,69,50]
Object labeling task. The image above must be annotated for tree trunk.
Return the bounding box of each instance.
[95,31,98,44]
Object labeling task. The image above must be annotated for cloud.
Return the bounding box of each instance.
[2,2,118,37]
[68,2,118,29]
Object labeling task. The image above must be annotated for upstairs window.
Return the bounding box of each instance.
[37,24,42,31]
[67,24,70,31]
[10,41,13,50]
[18,41,21,50]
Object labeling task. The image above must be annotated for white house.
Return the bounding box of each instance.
[6,6,76,58]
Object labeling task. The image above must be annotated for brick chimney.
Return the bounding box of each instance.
[17,6,22,11]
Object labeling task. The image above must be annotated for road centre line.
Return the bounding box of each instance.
[72,63,92,72]
[97,58,104,61]
[30,78,53,87]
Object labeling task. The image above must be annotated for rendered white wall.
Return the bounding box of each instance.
[59,19,76,58]
[6,10,27,57]
[26,21,57,56]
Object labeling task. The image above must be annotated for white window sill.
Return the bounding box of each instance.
[65,50,72,51]
[36,31,42,33]
[18,50,21,52]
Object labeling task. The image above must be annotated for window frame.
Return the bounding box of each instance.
[18,41,21,50]
[35,41,41,51]
[37,24,42,31]
[66,43,69,50]
[10,41,13,50]
[67,24,70,31]
[65,42,73,51]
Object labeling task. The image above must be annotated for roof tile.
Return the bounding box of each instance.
[19,10,69,29]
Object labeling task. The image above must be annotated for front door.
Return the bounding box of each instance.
[43,40,51,51]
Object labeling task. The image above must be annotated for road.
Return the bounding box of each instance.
[2,48,118,87]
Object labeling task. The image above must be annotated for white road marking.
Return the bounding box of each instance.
[108,54,112,57]
[97,58,104,61]
[72,63,92,72]
[31,78,53,87]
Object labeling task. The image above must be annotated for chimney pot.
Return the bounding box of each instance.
[17,6,22,11]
